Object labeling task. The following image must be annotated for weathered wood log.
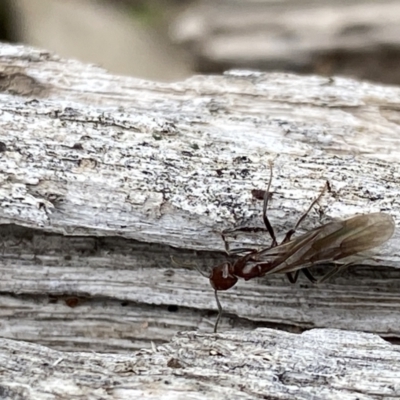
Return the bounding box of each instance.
[1,328,400,399]
[172,0,400,84]
[0,42,399,354]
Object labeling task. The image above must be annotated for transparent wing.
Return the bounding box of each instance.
[309,212,395,261]
[253,212,395,275]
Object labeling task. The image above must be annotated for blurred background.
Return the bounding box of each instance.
[1,0,400,83]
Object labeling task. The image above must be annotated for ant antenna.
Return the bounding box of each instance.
[170,255,209,278]
[193,262,209,278]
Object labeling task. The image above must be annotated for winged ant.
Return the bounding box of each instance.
[200,163,395,332]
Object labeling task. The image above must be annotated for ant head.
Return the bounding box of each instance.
[209,262,238,291]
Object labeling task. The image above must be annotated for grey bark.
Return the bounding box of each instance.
[1,329,400,399]
[0,41,399,360]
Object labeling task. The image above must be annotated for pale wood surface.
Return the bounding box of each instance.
[1,328,400,399]
[0,42,399,356]
[172,0,400,83]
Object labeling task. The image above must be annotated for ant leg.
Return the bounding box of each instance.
[301,268,317,283]
[315,266,340,284]
[286,268,317,284]
[224,160,277,252]
[214,290,223,333]
[282,181,329,243]
[315,262,353,284]
[286,271,300,284]
[262,160,278,247]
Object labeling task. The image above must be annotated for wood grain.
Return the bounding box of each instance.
[0,42,399,354]
[1,329,399,399]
